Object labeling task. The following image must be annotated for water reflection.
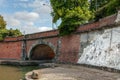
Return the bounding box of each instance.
[0,65,22,80]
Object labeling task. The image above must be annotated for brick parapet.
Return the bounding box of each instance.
[0,13,119,63]
[76,14,117,33]
[3,30,59,42]
[3,13,118,42]
[4,36,23,42]
[26,30,59,39]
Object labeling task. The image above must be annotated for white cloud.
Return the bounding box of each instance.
[3,15,21,27]
[26,22,34,26]
[2,11,52,34]
[34,5,52,14]
[28,0,52,14]
[28,0,41,8]
[7,18,21,27]
[20,26,40,34]
[20,26,52,34]
[16,0,51,14]
[1,0,53,34]
[20,0,29,1]
[3,11,39,27]
[14,11,39,22]
[38,27,52,32]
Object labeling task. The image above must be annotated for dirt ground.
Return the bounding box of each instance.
[26,64,120,80]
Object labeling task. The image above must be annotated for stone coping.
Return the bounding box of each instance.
[0,60,52,66]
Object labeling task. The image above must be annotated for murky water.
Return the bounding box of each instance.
[0,65,22,80]
[0,65,40,80]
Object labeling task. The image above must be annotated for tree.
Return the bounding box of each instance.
[0,15,6,29]
[8,28,22,37]
[50,0,94,35]
[105,0,120,16]
[90,0,110,11]
[0,29,8,40]
[0,15,22,40]
[90,0,120,20]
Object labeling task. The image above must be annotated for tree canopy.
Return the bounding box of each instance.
[0,15,6,29]
[90,0,110,11]
[0,15,22,40]
[8,28,22,37]
[50,0,94,35]
[90,0,120,20]
[50,0,120,36]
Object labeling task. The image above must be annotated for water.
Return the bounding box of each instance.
[0,65,22,80]
[0,65,40,80]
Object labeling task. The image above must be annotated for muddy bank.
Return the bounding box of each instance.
[25,64,120,80]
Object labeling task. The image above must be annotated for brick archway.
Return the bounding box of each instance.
[28,40,56,60]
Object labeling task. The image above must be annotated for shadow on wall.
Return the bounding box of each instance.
[30,44,55,60]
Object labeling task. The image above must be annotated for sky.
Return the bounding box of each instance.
[0,0,58,34]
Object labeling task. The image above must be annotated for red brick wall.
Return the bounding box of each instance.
[0,14,117,63]
[4,36,23,41]
[26,30,58,39]
[76,14,116,33]
[58,34,80,63]
[0,41,22,60]
[26,40,36,54]
[25,34,81,63]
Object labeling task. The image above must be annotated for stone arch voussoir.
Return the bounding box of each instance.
[28,40,57,60]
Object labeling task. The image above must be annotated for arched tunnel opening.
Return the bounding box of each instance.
[30,44,55,60]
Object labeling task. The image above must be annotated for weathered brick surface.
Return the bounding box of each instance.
[0,41,22,60]
[99,14,116,27]
[26,37,59,54]
[26,40,36,54]
[77,22,100,32]
[76,14,116,33]
[26,30,59,39]
[4,36,23,41]
[0,13,118,63]
[58,34,80,63]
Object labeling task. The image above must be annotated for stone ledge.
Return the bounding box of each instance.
[57,62,120,73]
[0,60,53,66]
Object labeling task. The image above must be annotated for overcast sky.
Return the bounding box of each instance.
[0,0,57,34]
